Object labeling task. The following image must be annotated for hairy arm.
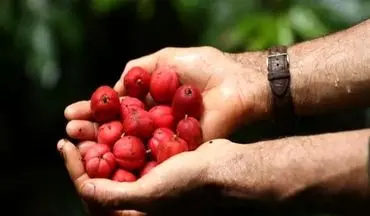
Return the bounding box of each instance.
[288,18,370,115]
[211,129,370,214]
[234,18,370,117]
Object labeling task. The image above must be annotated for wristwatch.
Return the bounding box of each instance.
[267,45,295,119]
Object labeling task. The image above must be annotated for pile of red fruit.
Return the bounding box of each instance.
[80,66,204,182]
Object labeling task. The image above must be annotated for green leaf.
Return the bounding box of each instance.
[277,14,294,46]
[137,0,155,21]
[91,0,129,14]
[289,5,329,39]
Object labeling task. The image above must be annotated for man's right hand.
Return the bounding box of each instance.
[64,46,269,141]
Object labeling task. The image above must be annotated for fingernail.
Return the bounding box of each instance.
[57,139,67,160]
[57,139,68,151]
[64,105,73,118]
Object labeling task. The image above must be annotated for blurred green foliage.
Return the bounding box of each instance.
[1,0,369,90]
[0,0,369,216]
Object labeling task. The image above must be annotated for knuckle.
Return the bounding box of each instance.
[159,46,176,54]
[200,46,218,54]
[198,138,231,150]
[125,59,137,69]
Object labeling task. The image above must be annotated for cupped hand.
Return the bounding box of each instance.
[64,46,268,142]
[57,138,233,216]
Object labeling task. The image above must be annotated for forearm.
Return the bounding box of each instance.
[209,129,369,214]
[260,129,369,214]
[235,19,370,118]
[288,19,370,115]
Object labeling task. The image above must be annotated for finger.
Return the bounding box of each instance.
[85,206,146,216]
[57,139,89,187]
[114,53,159,96]
[112,210,146,216]
[77,141,97,157]
[65,100,92,120]
[57,140,145,216]
[79,151,202,212]
[79,178,151,211]
[66,120,98,140]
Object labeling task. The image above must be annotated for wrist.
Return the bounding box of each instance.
[228,51,273,122]
[205,141,276,201]
[247,51,273,121]
[204,139,310,203]
[245,45,298,121]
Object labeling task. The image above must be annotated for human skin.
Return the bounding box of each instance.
[60,19,370,215]
[57,128,369,215]
[232,18,370,117]
[64,47,268,142]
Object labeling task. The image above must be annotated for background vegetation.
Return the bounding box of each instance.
[0,0,369,215]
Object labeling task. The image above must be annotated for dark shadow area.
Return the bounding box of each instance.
[0,0,368,216]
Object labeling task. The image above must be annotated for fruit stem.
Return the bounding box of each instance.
[146,149,151,154]
[136,79,142,85]
[184,114,188,120]
[101,95,110,104]
[184,88,192,96]
[121,133,125,138]
[172,134,178,140]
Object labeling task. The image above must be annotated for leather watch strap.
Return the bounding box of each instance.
[267,46,295,119]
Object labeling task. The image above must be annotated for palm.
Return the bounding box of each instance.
[64,46,258,142]
[61,46,260,216]
[149,47,251,140]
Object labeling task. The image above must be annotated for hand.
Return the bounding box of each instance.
[64,46,268,141]
[57,138,235,216]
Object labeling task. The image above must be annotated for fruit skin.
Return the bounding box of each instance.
[113,136,146,171]
[84,144,116,178]
[124,66,151,99]
[148,128,174,160]
[156,136,188,163]
[97,121,124,147]
[149,66,180,103]
[120,96,146,121]
[120,96,146,108]
[111,169,137,182]
[149,105,175,130]
[139,161,158,177]
[176,116,203,151]
[90,85,121,123]
[77,141,96,158]
[172,84,203,120]
[122,107,154,140]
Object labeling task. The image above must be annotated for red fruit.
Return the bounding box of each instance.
[111,169,137,182]
[176,115,203,150]
[120,96,146,121]
[84,144,116,178]
[148,128,174,160]
[140,161,158,177]
[97,121,124,147]
[77,141,96,158]
[122,108,154,140]
[124,66,151,99]
[149,105,175,130]
[156,136,188,163]
[112,136,146,171]
[149,66,180,103]
[120,96,145,109]
[90,85,121,123]
[120,105,145,122]
[172,84,203,120]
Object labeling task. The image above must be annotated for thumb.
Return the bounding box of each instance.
[78,178,155,212]
[114,52,159,96]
